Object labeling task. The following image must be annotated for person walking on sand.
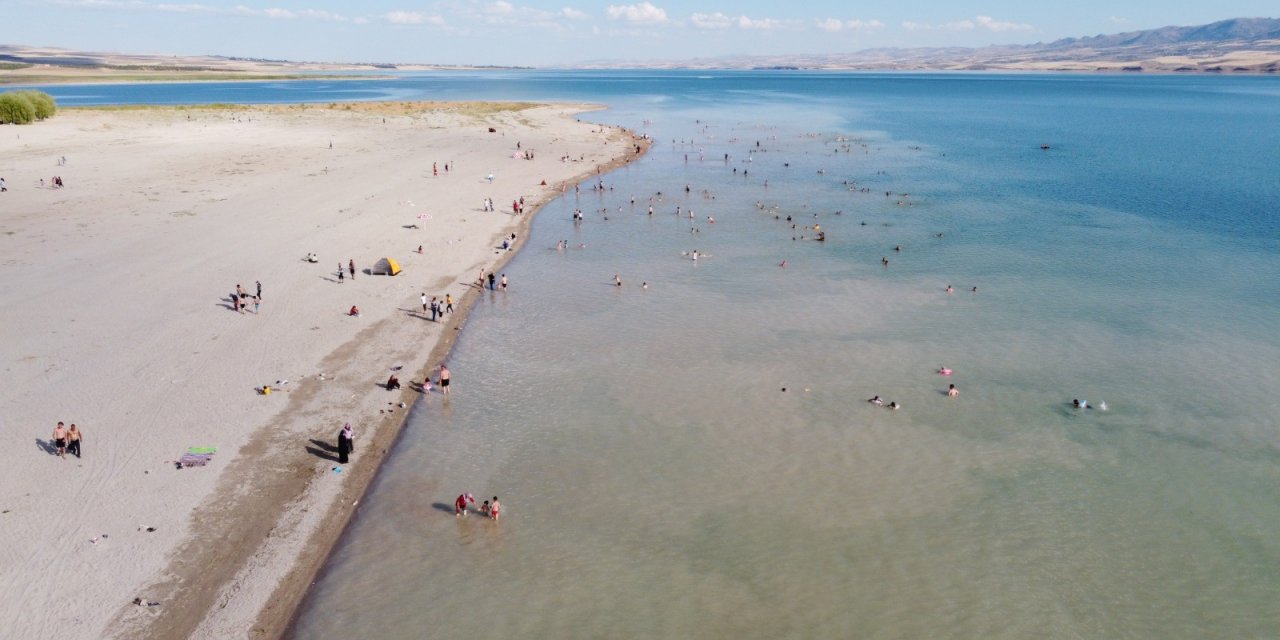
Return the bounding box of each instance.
[421,293,428,314]
[337,422,354,464]
[430,296,439,322]
[52,421,67,458]
[338,264,344,283]
[490,496,502,521]
[0,177,7,192]
[255,280,262,300]
[439,364,451,395]
[445,294,454,314]
[348,259,356,280]
[67,423,82,459]
[253,296,260,314]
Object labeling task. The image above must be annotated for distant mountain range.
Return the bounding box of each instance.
[2,17,1278,77]
[580,17,1280,72]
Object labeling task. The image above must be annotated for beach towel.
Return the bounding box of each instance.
[177,446,217,468]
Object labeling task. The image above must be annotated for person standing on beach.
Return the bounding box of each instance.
[439,365,451,395]
[52,421,67,458]
[348,259,356,280]
[0,177,7,192]
[445,294,454,314]
[490,496,501,521]
[429,296,439,322]
[421,293,428,314]
[488,272,496,291]
[500,274,508,291]
[337,422,354,464]
[338,264,344,283]
[66,424,82,459]
[253,296,260,314]
[255,280,262,300]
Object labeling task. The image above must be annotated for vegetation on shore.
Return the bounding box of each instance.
[0,89,56,124]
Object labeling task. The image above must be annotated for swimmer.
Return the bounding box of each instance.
[946,285,953,294]
[947,384,958,397]
[868,395,883,406]
[1099,401,1107,411]
[614,274,622,287]
[887,401,900,410]
[938,367,953,375]
[779,260,787,268]
[642,282,648,289]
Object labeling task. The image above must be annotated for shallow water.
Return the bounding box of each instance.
[71,72,1275,639]
[267,71,1280,640]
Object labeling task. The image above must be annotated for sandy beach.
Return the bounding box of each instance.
[0,102,644,639]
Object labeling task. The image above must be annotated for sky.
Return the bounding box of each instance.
[4,1,1275,66]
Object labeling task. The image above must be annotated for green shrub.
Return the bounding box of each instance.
[0,90,57,124]
[20,90,57,120]
[0,92,35,124]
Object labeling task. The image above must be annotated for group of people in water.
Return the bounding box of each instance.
[454,493,502,520]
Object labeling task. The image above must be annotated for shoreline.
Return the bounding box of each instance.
[124,110,650,640]
[261,134,651,640]
[0,101,645,640]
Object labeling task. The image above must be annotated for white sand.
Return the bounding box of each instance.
[0,103,642,639]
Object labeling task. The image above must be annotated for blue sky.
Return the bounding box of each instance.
[4,1,1275,66]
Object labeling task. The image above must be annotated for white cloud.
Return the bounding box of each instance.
[155,3,215,12]
[58,0,352,21]
[815,18,842,32]
[690,12,733,29]
[817,18,884,32]
[690,12,797,31]
[903,16,1031,32]
[1107,16,1129,24]
[848,19,885,30]
[385,10,424,24]
[973,15,1033,32]
[488,1,513,15]
[605,1,667,24]
[737,16,784,30]
[561,7,588,19]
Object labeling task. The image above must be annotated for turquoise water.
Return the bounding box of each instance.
[39,72,1280,637]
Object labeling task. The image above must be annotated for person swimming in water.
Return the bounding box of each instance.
[867,395,883,405]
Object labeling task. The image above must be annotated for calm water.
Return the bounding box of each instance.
[40,72,1280,637]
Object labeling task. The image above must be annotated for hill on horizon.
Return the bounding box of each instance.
[578,17,1280,72]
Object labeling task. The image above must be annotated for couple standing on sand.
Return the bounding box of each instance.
[455,493,501,520]
[51,421,83,459]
